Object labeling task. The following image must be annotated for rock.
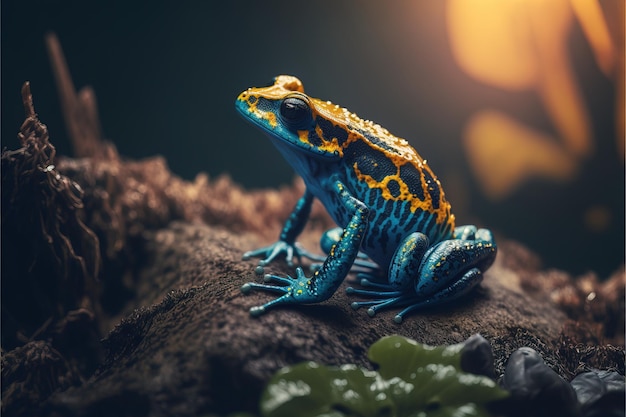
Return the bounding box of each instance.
[571,369,625,417]
[44,221,574,416]
[460,333,496,379]
[1,341,82,416]
[500,347,580,417]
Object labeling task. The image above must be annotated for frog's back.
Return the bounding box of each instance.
[307,98,456,265]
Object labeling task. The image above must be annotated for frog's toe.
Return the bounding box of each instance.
[242,253,251,261]
[345,286,402,298]
[349,298,392,313]
[357,276,394,289]
[242,245,273,261]
[283,248,297,266]
[243,241,301,267]
[240,283,252,294]
[240,281,289,295]
[249,305,266,317]
[263,274,294,286]
[347,293,421,321]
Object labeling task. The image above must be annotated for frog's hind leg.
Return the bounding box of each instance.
[392,267,483,322]
[347,228,496,323]
[347,231,429,295]
[348,267,484,323]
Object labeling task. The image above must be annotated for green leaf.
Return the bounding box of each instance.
[260,335,508,417]
[260,362,394,417]
[368,335,464,380]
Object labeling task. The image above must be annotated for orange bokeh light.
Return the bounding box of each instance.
[446,0,622,199]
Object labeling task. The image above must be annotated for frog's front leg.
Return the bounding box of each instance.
[241,181,369,316]
[349,226,497,323]
[243,189,315,268]
[311,227,380,273]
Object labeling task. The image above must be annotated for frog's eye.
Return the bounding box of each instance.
[279,96,313,130]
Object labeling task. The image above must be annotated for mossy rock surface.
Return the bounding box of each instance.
[44,220,572,416]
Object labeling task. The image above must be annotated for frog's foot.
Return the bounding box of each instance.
[244,240,326,271]
[348,228,497,323]
[243,191,317,269]
[243,241,298,267]
[241,267,320,316]
[349,267,484,323]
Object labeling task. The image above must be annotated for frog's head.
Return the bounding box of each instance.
[236,75,347,163]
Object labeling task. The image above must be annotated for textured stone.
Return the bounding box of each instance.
[45,221,573,416]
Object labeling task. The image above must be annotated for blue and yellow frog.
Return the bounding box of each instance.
[236,75,496,323]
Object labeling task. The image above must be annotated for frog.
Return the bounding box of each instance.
[236,75,497,323]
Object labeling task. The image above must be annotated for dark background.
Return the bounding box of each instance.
[2,1,623,277]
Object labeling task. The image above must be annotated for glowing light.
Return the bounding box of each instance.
[464,110,577,199]
[445,0,623,198]
[570,0,616,77]
[446,0,538,90]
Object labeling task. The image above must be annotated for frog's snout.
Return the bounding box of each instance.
[235,91,253,115]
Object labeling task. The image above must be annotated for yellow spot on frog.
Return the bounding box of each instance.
[297,130,310,145]
[264,111,278,128]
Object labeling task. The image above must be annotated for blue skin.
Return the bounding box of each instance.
[236,77,497,323]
